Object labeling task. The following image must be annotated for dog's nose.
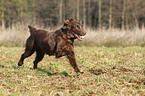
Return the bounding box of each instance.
[84,31,87,35]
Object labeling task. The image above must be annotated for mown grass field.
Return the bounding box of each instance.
[0,46,145,96]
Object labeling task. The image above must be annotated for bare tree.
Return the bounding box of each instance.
[122,0,125,30]
[19,0,24,23]
[109,0,113,29]
[32,0,36,24]
[1,0,5,30]
[98,0,102,28]
[77,0,80,21]
[87,0,91,26]
[59,0,63,25]
[73,2,76,18]
[132,0,139,27]
[83,0,86,28]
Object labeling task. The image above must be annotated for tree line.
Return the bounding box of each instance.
[0,0,145,29]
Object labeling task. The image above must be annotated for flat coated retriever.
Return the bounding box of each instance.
[18,18,86,73]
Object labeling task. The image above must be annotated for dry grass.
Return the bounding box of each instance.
[0,24,51,47]
[76,27,145,47]
[0,24,29,47]
[0,46,145,95]
[1,25,145,47]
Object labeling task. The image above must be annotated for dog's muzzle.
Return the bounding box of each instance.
[74,34,86,41]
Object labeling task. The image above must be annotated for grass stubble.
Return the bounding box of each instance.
[0,46,144,95]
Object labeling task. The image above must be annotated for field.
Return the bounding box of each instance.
[0,46,144,95]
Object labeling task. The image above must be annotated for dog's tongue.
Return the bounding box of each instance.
[75,34,82,41]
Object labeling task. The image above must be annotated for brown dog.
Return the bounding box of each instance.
[18,18,86,73]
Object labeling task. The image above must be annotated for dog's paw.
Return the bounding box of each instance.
[18,61,23,66]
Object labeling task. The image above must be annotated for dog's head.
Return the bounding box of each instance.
[63,18,86,40]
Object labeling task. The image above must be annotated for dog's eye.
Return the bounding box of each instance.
[76,25,80,29]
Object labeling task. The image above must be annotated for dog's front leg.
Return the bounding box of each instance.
[65,46,82,73]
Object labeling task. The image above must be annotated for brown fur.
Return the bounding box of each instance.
[18,18,86,73]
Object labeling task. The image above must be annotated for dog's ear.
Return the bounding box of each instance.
[64,20,69,25]
[69,18,76,22]
[63,20,70,30]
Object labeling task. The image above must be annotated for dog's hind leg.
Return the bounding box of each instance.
[33,51,44,69]
[18,36,35,66]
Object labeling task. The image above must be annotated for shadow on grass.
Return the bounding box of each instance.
[12,65,20,69]
[37,68,71,77]
[0,64,20,69]
[0,64,71,77]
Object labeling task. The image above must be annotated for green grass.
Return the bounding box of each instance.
[0,46,145,96]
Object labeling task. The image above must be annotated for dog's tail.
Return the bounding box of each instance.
[28,25,36,34]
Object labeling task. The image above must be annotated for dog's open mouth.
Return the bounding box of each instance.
[74,34,85,41]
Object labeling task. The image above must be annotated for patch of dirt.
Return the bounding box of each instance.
[89,68,106,75]
[129,78,145,85]
[119,66,133,72]
[112,66,133,72]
